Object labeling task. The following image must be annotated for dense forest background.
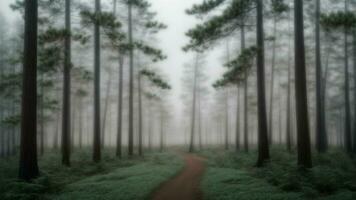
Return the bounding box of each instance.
[1,0,356,200]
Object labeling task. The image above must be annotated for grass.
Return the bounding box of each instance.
[198,147,356,200]
[0,148,184,200]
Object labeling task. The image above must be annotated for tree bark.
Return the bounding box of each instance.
[256,0,270,167]
[315,0,327,153]
[353,29,356,153]
[101,75,112,148]
[225,89,229,150]
[236,86,240,151]
[241,6,249,153]
[128,1,134,156]
[294,0,312,168]
[93,0,101,162]
[189,54,199,153]
[268,15,277,145]
[138,73,143,156]
[19,0,40,181]
[62,0,71,166]
[344,0,352,153]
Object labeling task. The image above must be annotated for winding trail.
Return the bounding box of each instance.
[151,154,206,200]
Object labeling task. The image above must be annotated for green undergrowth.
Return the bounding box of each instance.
[0,149,183,200]
[199,147,356,200]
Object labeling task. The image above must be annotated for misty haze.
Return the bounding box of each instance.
[1,0,356,200]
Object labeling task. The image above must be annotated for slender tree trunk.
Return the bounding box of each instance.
[101,76,112,148]
[93,0,101,162]
[286,35,292,151]
[268,15,277,145]
[256,0,270,167]
[71,97,76,149]
[19,0,40,181]
[127,1,134,156]
[116,58,123,155]
[138,73,143,156]
[241,10,249,153]
[114,0,123,158]
[39,75,44,156]
[236,86,240,151]
[160,107,164,153]
[148,100,153,151]
[344,0,352,153]
[225,89,229,150]
[315,0,327,153]
[353,29,356,153]
[198,88,202,150]
[189,54,199,153]
[294,0,312,168]
[79,98,83,149]
[62,0,71,166]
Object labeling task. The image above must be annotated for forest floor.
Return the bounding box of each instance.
[0,149,184,200]
[151,154,206,200]
[198,146,356,200]
[1,147,356,200]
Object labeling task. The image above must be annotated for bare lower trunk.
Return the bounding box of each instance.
[102,76,112,148]
[189,54,199,153]
[19,0,40,181]
[116,56,123,157]
[138,73,143,156]
[128,2,134,156]
[256,0,270,167]
[294,0,312,168]
[268,16,277,145]
[93,0,101,162]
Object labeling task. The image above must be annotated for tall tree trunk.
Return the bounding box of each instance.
[315,0,327,153]
[198,88,202,150]
[241,7,249,153]
[19,0,40,181]
[138,73,143,156]
[114,0,123,158]
[286,4,292,152]
[116,59,124,157]
[79,98,83,149]
[101,76,112,148]
[128,1,134,156]
[344,0,352,153]
[62,0,71,166]
[268,15,277,145]
[160,106,164,152]
[236,86,240,151]
[225,89,229,150]
[71,97,76,149]
[148,100,153,151]
[93,0,101,162]
[353,29,356,153]
[294,0,312,168]
[189,54,198,153]
[256,0,270,167]
[39,75,44,156]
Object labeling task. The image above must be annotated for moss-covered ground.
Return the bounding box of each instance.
[199,147,356,200]
[0,149,184,200]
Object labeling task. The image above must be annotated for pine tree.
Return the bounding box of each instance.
[294,0,312,168]
[19,0,40,181]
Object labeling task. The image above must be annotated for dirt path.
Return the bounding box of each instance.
[151,154,206,200]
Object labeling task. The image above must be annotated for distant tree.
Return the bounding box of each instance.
[320,1,356,153]
[314,0,328,153]
[267,0,288,144]
[62,0,71,167]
